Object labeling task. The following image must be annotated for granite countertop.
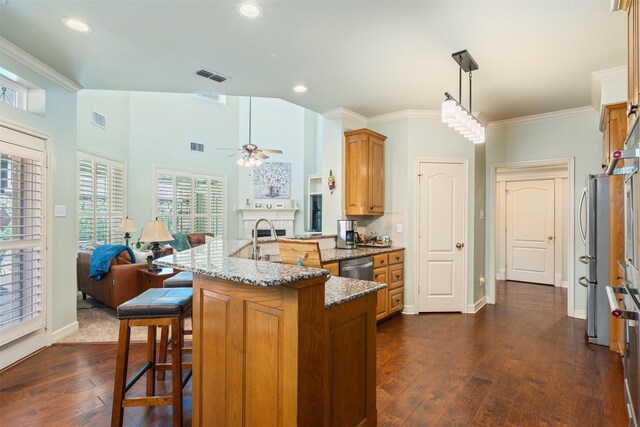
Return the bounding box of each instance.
[321,246,404,262]
[155,237,388,307]
[324,276,386,308]
[155,239,328,287]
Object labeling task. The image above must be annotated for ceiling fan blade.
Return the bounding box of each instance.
[228,153,239,157]
[260,149,283,154]
[254,151,269,159]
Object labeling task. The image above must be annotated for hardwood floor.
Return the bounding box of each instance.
[376,281,626,426]
[0,280,626,426]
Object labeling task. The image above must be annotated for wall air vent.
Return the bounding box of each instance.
[91,111,106,129]
[194,92,227,105]
[194,68,229,83]
[190,142,205,153]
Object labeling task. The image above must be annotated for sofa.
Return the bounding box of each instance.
[76,232,214,309]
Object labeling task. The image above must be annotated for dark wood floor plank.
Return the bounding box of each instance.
[0,280,627,426]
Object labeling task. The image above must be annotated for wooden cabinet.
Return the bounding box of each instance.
[324,260,339,277]
[601,103,628,354]
[629,0,640,131]
[372,250,405,322]
[344,128,387,216]
[192,273,378,426]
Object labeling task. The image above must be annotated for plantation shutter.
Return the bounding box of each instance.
[77,153,125,248]
[155,169,225,238]
[0,138,46,345]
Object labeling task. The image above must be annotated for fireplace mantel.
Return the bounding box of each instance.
[238,208,297,221]
[239,208,298,238]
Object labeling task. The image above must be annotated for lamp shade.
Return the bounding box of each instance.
[441,99,457,123]
[118,217,138,233]
[140,219,173,242]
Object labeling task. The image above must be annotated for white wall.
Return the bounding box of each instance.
[128,92,241,239]
[236,97,319,235]
[486,110,603,315]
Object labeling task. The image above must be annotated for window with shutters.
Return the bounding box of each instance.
[154,168,225,237]
[0,133,46,345]
[77,152,125,248]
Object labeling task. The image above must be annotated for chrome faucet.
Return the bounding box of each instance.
[252,218,277,261]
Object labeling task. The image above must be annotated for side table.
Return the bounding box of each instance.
[138,267,179,292]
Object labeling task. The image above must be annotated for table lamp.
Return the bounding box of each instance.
[118,217,138,247]
[140,218,173,268]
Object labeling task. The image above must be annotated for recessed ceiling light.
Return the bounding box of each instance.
[292,85,308,93]
[236,2,263,19]
[61,17,93,33]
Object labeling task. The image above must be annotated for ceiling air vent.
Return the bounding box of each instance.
[91,111,106,129]
[194,68,229,83]
[194,92,227,105]
[190,142,205,153]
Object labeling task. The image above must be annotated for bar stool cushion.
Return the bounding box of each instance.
[117,288,192,319]
[163,271,193,288]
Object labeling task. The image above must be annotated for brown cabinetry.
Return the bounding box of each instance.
[344,128,387,216]
[629,0,640,130]
[372,250,405,322]
[600,103,627,354]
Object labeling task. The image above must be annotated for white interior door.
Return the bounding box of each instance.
[506,180,555,285]
[418,161,465,312]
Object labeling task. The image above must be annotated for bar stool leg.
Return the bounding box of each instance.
[111,320,131,427]
[171,317,183,426]
[146,325,157,397]
[158,325,169,380]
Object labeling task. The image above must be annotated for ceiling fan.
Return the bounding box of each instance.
[217,97,283,167]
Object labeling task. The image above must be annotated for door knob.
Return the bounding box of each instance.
[456,242,464,249]
[548,236,554,240]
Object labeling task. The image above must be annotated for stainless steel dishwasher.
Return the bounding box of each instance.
[339,256,374,281]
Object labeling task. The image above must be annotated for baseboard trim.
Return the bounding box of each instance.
[402,305,417,315]
[51,321,78,343]
[496,272,505,281]
[467,297,487,313]
[572,309,587,320]
[562,280,569,288]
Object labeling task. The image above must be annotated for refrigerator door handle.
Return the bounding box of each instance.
[578,186,587,244]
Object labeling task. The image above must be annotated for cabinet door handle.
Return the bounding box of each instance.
[628,103,638,118]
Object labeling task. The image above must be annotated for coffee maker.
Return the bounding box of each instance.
[336,219,358,249]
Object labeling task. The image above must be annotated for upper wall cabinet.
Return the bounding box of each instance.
[629,0,640,131]
[344,128,387,216]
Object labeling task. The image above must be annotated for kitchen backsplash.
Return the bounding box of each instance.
[353,212,404,247]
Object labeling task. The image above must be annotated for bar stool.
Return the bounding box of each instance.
[111,287,193,427]
[157,271,194,380]
[163,271,193,288]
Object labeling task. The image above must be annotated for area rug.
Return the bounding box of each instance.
[59,293,191,343]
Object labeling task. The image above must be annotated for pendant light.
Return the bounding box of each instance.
[441,50,485,144]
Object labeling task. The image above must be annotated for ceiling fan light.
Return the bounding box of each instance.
[237,157,247,167]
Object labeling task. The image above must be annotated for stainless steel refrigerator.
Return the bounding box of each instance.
[578,174,610,346]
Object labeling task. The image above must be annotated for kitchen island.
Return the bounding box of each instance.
[156,239,385,426]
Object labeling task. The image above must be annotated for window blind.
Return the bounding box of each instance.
[155,169,225,237]
[77,153,125,248]
[0,144,45,341]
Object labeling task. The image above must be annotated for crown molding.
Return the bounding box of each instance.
[367,109,440,125]
[322,107,367,125]
[0,36,82,93]
[487,106,596,128]
[591,65,626,109]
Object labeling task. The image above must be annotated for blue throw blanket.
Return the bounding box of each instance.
[89,244,135,281]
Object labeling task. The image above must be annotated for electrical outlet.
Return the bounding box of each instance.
[54,205,66,217]
[479,276,485,286]
[396,223,403,233]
